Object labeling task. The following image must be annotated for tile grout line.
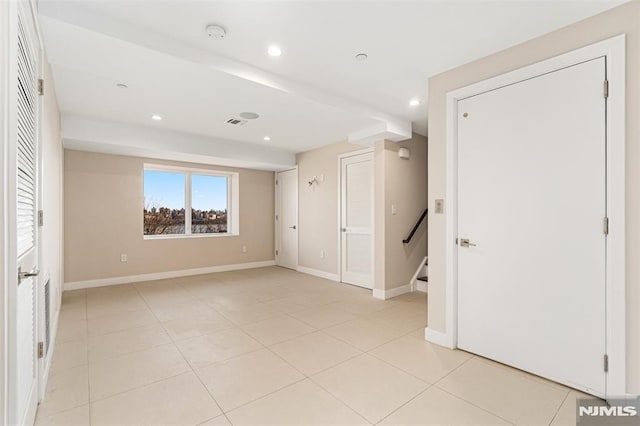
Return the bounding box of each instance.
[306,375,375,425]
[433,385,517,425]
[372,383,436,425]
[548,389,572,425]
[132,282,230,420]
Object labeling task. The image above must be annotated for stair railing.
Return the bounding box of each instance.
[402,208,428,244]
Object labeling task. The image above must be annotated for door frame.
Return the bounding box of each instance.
[1,0,45,423]
[337,147,375,290]
[435,35,626,397]
[275,166,298,269]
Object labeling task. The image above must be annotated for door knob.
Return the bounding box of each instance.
[460,239,477,248]
[289,225,296,230]
[18,267,39,285]
[341,228,346,232]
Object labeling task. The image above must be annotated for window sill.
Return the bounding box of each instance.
[143,232,239,241]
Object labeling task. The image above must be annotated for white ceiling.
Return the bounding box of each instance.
[39,0,626,163]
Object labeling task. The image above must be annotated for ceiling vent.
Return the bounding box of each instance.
[225,118,248,126]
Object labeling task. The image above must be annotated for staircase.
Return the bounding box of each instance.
[412,257,428,292]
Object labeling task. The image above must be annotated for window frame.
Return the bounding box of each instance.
[143,163,239,239]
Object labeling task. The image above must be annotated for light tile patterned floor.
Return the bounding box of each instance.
[36,266,577,426]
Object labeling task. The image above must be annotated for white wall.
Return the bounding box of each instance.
[296,136,428,294]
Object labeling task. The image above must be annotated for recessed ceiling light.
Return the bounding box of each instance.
[268,45,282,57]
[263,136,271,141]
[239,112,260,120]
[151,114,163,121]
[116,83,128,89]
[409,99,421,106]
[355,53,368,62]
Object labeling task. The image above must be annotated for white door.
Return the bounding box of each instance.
[15,3,41,424]
[340,152,374,289]
[457,57,606,395]
[275,169,298,270]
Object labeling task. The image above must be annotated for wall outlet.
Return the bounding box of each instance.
[435,199,444,214]
[391,204,397,215]
[242,245,247,253]
[120,254,128,263]
[320,250,325,259]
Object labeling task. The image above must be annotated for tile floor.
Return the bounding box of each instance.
[36,266,583,425]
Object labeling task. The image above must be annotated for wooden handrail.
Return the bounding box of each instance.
[402,208,428,244]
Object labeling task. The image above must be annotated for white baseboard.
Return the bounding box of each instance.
[416,281,428,292]
[373,284,412,300]
[296,265,340,282]
[64,260,276,291]
[425,327,456,349]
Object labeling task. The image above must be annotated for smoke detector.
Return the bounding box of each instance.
[206,24,227,40]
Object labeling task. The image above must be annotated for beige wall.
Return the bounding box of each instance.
[296,141,364,275]
[41,61,64,330]
[427,1,640,392]
[297,135,428,293]
[383,136,428,290]
[64,150,274,282]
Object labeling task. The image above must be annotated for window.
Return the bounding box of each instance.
[143,164,239,238]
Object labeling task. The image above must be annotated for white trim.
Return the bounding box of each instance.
[64,260,275,291]
[337,147,375,160]
[425,327,455,348]
[409,255,428,292]
[416,281,428,293]
[337,147,376,286]
[0,0,10,422]
[296,265,340,282]
[337,147,376,290]
[275,166,298,270]
[142,164,239,238]
[444,35,626,396]
[373,284,412,300]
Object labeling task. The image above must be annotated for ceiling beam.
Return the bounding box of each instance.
[62,115,296,171]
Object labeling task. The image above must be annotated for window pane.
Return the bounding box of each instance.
[143,171,185,235]
[191,174,228,234]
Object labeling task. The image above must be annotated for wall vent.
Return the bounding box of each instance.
[225,118,248,126]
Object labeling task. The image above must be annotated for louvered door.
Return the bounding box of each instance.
[15,3,40,425]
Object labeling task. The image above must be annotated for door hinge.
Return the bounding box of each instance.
[38,342,44,359]
[604,80,609,99]
[275,215,278,221]
[38,210,44,227]
[275,250,278,256]
[604,354,609,372]
[275,180,278,185]
[603,217,609,235]
[37,79,44,96]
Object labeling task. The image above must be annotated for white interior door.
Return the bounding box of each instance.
[340,152,374,289]
[14,2,41,424]
[275,168,298,270]
[457,58,606,395]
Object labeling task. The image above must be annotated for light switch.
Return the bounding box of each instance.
[391,204,397,215]
[435,199,444,214]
